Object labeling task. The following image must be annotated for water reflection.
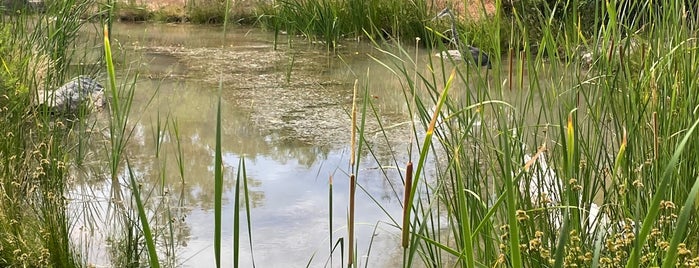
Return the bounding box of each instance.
[71,18,584,267]
[73,22,427,267]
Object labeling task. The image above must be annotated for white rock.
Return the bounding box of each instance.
[36,76,105,113]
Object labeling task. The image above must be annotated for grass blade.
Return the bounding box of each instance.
[213,71,223,268]
[126,158,160,268]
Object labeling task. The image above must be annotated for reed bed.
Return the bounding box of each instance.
[326,0,699,267]
[256,0,437,50]
[4,0,699,267]
[0,1,102,267]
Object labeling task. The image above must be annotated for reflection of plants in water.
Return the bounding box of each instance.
[285,51,296,85]
[104,166,193,268]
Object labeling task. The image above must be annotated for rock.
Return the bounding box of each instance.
[436,50,464,61]
[36,76,105,113]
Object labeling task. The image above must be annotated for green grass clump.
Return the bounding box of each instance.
[0,1,102,267]
[115,2,151,22]
[152,5,188,23]
[188,0,228,24]
[256,0,438,50]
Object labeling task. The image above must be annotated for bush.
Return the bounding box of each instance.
[115,2,151,22]
[153,5,187,23]
[187,0,227,24]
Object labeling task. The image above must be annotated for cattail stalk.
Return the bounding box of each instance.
[508,48,514,91]
[607,36,615,63]
[653,112,658,160]
[401,162,413,248]
[350,79,358,167]
[519,51,525,90]
[348,174,356,266]
[328,176,333,265]
[348,79,358,267]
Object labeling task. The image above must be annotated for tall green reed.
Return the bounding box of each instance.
[0,1,102,267]
[256,0,435,50]
[342,0,699,267]
[214,0,256,266]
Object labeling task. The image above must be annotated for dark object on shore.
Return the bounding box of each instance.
[435,8,492,69]
[36,76,105,114]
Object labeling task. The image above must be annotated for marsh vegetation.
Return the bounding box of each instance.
[2,0,699,267]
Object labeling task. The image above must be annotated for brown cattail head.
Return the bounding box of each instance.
[607,36,615,63]
[350,79,358,167]
[402,161,414,248]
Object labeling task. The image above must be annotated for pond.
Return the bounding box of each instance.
[72,22,466,267]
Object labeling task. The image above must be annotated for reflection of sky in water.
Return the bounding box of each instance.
[73,20,554,266]
[177,151,405,267]
[72,23,424,267]
[75,20,578,267]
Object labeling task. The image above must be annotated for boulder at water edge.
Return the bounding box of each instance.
[36,76,105,113]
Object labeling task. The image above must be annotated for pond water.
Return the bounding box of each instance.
[72,23,464,267]
[64,19,587,267]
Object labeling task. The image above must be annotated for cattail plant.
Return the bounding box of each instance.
[401,161,413,249]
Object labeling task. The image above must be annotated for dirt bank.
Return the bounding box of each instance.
[123,0,496,21]
[120,0,256,11]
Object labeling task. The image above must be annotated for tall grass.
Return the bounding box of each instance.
[330,0,699,267]
[4,0,699,267]
[256,0,436,50]
[0,1,102,267]
[213,0,256,267]
[110,0,258,24]
[3,0,258,266]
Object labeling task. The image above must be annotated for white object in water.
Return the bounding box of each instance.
[36,76,105,113]
[520,146,610,235]
[435,50,464,61]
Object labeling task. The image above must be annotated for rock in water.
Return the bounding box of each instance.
[36,76,105,113]
[436,50,464,61]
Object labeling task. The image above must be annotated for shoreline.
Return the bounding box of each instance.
[113,0,495,24]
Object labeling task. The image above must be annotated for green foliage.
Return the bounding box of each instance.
[188,0,228,24]
[152,5,187,23]
[355,0,699,267]
[4,0,699,267]
[115,2,151,22]
[0,1,100,267]
[0,24,23,94]
[256,0,436,49]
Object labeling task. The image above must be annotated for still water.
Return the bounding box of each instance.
[72,23,460,267]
